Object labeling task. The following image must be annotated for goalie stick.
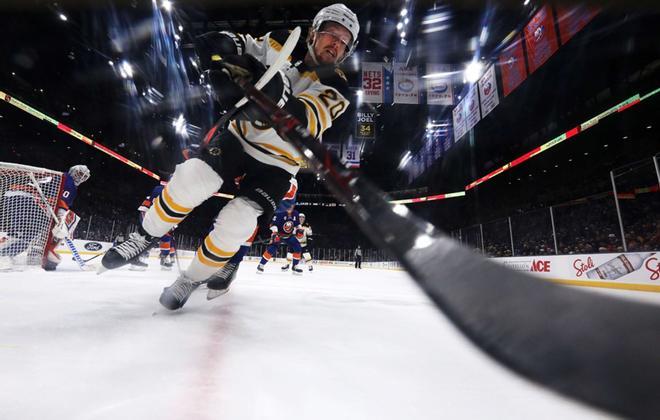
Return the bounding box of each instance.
[27,173,87,270]
[239,81,660,419]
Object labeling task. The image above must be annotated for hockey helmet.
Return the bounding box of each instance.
[299,213,306,220]
[310,3,360,61]
[69,165,91,186]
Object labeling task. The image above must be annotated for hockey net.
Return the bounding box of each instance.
[0,162,64,268]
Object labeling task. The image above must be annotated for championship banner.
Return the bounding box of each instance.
[478,65,500,118]
[361,62,384,103]
[524,5,560,74]
[355,111,376,139]
[465,86,481,132]
[499,35,528,97]
[556,5,599,45]
[393,63,419,104]
[426,64,454,106]
[452,99,468,142]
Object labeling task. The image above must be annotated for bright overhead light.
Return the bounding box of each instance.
[119,60,134,79]
[647,125,653,129]
[400,31,406,38]
[464,61,483,83]
[59,13,68,21]
[108,60,114,66]
[523,0,530,5]
[397,22,403,30]
[162,0,172,12]
[404,17,409,24]
[178,24,183,31]
[400,9,408,17]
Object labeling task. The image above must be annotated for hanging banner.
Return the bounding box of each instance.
[465,86,481,132]
[361,62,384,103]
[556,5,599,45]
[342,140,362,168]
[524,4,560,74]
[499,35,528,97]
[425,64,454,106]
[452,99,467,142]
[393,63,419,104]
[478,65,500,118]
[355,111,376,139]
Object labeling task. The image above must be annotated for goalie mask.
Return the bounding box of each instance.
[68,165,90,186]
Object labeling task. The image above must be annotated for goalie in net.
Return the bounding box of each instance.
[0,162,90,271]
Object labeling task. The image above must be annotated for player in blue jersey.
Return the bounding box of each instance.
[0,165,90,271]
[256,204,303,274]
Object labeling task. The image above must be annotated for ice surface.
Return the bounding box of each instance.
[1,257,646,419]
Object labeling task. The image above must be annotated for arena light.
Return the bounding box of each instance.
[119,60,134,79]
[59,13,68,21]
[464,61,483,83]
[161,0,172,12]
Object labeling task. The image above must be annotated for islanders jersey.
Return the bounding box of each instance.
[205,29,352,175]
[138,185,165,213]
[270,209,300,239]
[57,173,79,211]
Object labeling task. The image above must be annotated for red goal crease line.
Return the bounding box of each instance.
[0,90,234,200]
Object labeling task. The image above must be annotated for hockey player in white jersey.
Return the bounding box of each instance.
[100,4,359,310]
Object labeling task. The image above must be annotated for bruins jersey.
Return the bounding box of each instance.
[224,30,352,175]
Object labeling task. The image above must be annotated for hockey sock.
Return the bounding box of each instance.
[143,159,222,237]
[229,245,250,264]
[185,197,261,282]
[260,251,272,266]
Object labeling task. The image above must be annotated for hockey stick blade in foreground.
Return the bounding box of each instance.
[240,81,660,419]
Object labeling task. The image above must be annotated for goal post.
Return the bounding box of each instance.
[0,162,64,268]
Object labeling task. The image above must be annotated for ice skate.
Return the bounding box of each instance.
[129,259,148,271]
[100,230,157,272]
[281,263,290,271]
[308,265,313,272]
[256,264,265,274]
[292,266,303,275]
[159,274,199,310]
[207,262,239,300]
[160,256,173,271]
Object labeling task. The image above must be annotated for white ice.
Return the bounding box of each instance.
[1,256,653,420]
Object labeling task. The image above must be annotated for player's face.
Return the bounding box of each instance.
[313,22,352,65]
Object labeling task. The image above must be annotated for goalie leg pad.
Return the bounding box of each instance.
[185,196,263,281]
[143,158,223,237]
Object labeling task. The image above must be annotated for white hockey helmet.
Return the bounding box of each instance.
[299,213,306,220]
[311,3,360,61]
[68,164,90,186]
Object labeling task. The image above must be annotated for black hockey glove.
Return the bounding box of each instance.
[206,54,291,123]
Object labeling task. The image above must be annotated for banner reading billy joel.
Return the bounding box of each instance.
[355,111,376,139]
[361,62,384,103]
[393,63,419,104]
[465,86,481,132]
[556,5,599,45]
[426,64,454,106]
[452,99,468,142]
[524,5,560,74]
[499,35,528,97]
[478,65,500,118]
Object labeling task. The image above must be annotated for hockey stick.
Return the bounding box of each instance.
[64,237,87,269]
[199,27,300,146]
[240,82,660,419]
[28,173,86,270]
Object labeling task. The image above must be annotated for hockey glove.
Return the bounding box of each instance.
[51,218,69,240]
[270,233,281,245]
[207,54,291,123]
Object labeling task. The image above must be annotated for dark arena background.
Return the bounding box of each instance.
[0,1,659,419]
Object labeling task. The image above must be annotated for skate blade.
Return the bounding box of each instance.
[96,264,109,275]
[207,288,229,301]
